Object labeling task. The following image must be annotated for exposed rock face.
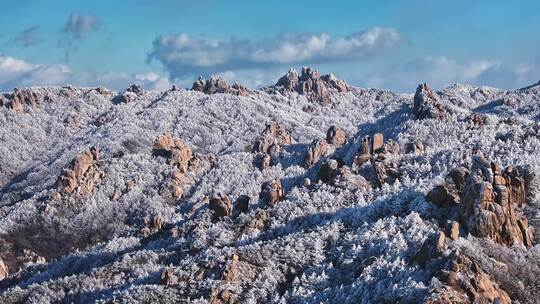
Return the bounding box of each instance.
[0,88,45,111]
[274,67,349,104]
[153,134,214,199]
[413,83,446,119]
[117,84,143,103]
[332,166,372,192]
[415,231,447,266]
[54,147,104,196]
[446,221,460,240]
[460,156,533,247]
[259,179,283,207]
[0,258,7,281]
[426,185,460,207]
[355,132,385,166]
[222,254,239,283]
[427,156,533,247]
[153,133,193,169]
[13,88,42,109]
[326,126,347,147]
[192,76,249,96]
[353,133,401,187]
[252,123,292,156]
[209,193,233,220]
[426,253,511,304]
[304,139,331,167]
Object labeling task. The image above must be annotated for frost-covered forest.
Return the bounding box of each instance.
[0,70,539,303]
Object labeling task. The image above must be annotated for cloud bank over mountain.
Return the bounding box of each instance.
[147,27,404,79]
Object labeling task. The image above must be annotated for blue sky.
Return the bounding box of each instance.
[0,0,538,92]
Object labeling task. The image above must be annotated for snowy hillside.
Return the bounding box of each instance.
[0,68,539,303]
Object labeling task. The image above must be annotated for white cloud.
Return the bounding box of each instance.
[147,27,404,79]
[0,55,171,92]
[362,56,539,92]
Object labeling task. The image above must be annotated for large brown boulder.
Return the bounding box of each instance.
[304,139,331,167]
[259,179,284,207]
[413,83,446,119]
[54,147,104,196]
[153,133,193,169]
[326,126,347,147]
[460,156,533,247]
[209,193,233,220]
[0,258,7,281]
[252,123,292,156]
[355,133,385,166]
[275,67,349,104]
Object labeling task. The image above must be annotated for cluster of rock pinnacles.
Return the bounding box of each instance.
[0,68,534,304]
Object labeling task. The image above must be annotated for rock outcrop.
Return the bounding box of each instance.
[460,156,533,247]
[117,84,143,103]
[274,67,349,104]
[353,133,401,187]
[0,258,7,281]
[54,147,104,196]
[209,193,233,220]
[252,123,292,157]
[242,210,269,234]
[413,83,446,119]
[326,126,347,147]
[426,253,511,304]
[0,88,46,111]
[153,133,193,169]
[259,179,284,207]
[355,133,385,166]
[427,156,534,247]
[317,159,343,184]
[304,139,331,168]
[153,133,214,199]
[160,268,177,286]
[192,76,249,96]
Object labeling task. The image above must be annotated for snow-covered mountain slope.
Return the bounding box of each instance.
[0,72,539,303]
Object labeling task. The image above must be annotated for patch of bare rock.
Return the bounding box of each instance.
[116,84,143,103]
[414,83,446,119]
[152,133,215,199]
[427,155,533,248]
[192,76,250,96]
[274,67,350,104]
[253,122,292,169]
[0,87,51,112]
[53,147,104,197]
[354,132,401,187]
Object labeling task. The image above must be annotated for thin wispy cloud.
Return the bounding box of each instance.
[58,13,102,62]
[363,56,539,92]
[148,27,404,79]
[13,26,42,48]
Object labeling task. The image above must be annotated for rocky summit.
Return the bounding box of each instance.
[0,68,540,304]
